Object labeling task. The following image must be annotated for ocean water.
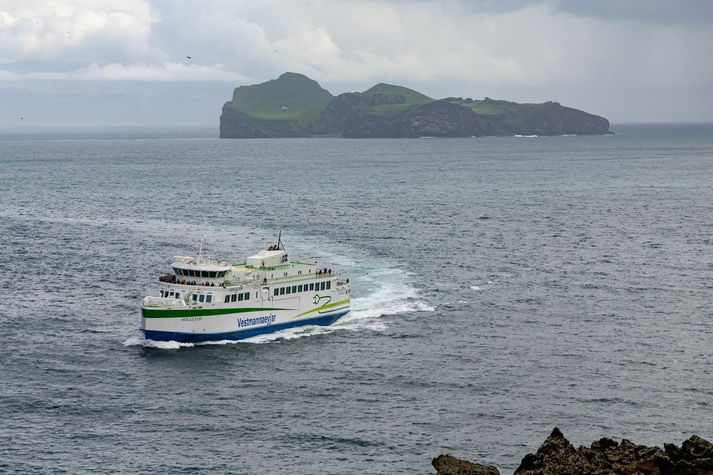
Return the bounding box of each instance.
[1,124,712,473]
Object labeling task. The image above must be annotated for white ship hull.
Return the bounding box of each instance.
[142,282,350,343]
[141,239,351,343]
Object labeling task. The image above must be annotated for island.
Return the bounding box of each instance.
[219,72,610,138]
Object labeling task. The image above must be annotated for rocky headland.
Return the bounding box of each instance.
[432,428,713,475]
[219,72,610,138]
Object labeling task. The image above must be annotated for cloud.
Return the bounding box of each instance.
[554,0,713,24]
[1,0,712,124]
[0,0,162,66]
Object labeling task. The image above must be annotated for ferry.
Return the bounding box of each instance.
[140,236,351,343]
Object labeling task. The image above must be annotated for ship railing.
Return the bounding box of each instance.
[258,272,338,286]
[142,296,188,309]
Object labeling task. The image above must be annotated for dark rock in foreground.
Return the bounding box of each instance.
[432,454,500,475]
[433,428,713,475]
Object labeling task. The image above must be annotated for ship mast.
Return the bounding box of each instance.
[277,230,285,251]
[195,235,205,263]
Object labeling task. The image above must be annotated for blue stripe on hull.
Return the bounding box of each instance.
[143,310,350,343]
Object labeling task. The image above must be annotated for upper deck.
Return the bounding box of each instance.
[158,241,338,290]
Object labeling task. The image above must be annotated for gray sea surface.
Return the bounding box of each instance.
[1,124,712,473]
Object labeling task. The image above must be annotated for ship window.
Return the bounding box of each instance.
[292,286,297,293]
[192,294,197,301]
[286,287,291,295]
[186,269,193,277]
[320,282,326,291]
[298,270,302,275]
[160,290,164,297]
[279,287,285,295]
[173,267,181,275]
[244,292,249,300]
[198,295,205,303]
[231,294,237,302]
[273,288,278,296]
[326,281,331,290]
[169,291,174,297]
[209,271,217,278]
[225,295,230,303]
[206,295,212,303]
[310,283,314,291]
[175,293,180,299]
[298,285,302,292]
[237,293,242,302]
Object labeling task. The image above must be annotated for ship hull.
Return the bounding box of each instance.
[143,310,348,343]
[141,302,350,343]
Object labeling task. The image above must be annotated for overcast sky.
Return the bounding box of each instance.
[1,0,712,127]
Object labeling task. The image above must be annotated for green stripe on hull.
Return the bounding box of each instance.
[142,306,292,318]
[297,299,350,317]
